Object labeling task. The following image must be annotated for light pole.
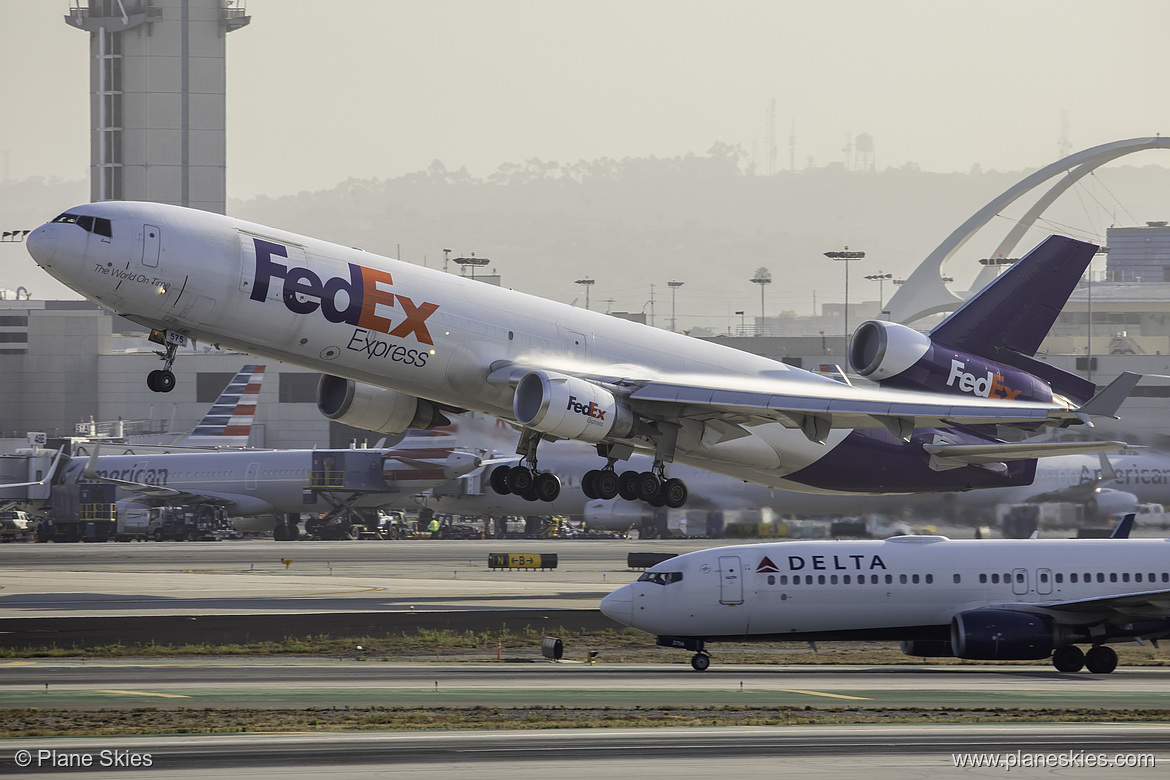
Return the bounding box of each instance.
[667,279,684,332]
[1,230,30,242]
[453,253,489,279]
[749,268,771,336]
[735,310,745,335]
[574,277,595,310]
[864,272,892,316]
[825,248,865,344]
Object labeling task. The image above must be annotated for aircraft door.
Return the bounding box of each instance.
[246,462,260,491]
[1011,567,1028,595]
[142,224,161,268]
[718,555,744,605]
[559,327,588,359]
[1036,568,1052,595]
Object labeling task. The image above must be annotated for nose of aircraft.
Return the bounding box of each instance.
[599,585,633,626]
[25,224,57,266]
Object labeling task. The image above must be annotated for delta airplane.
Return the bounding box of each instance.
[26,202,1140,507]
[599,532,1170,674]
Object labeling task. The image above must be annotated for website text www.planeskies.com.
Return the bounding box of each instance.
[951,750,1156,771]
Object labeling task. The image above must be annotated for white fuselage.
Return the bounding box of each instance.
[600,536,1170,639]
[63,448,478,517]
[27,201,1076,496]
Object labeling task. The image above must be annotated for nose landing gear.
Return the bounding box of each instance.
[146,329,185,393]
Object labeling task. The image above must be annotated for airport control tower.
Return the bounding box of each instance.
[65,0,250,214]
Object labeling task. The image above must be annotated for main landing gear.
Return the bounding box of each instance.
[582,458,688,509]
[1052,644,1117,674]
[146,329,183,393]
[488,428,562,503]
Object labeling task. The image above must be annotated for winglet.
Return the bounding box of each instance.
[1075,371,1141,425]
[1110,513,1135,539]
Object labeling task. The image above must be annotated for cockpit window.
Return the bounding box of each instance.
[51,212,113,238]
[637,571,683,585]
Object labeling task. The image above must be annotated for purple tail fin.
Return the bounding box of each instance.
[928,235,1097,402]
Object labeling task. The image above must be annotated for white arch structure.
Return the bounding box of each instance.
[884,136,1170,325]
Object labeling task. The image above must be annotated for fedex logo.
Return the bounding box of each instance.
[946,359,1021,400]
[567,395,607,421]
[249,239,438,345]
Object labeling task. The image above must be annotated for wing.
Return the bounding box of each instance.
[995,588,1170,624]
[621,371,1140,445]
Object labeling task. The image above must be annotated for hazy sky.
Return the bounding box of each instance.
[3,0,1169,198]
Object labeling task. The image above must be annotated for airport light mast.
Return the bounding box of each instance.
[864,272,892,317]
[575,277,595,310]
[749,268,771,336]
[667,279,684,332]
[453,254,490,279]
[825,248,865,345]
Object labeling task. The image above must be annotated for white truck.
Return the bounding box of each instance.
[0,510,35,542]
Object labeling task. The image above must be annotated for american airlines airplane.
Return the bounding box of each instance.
[26,203,1138,508]
[60,365,481,539]
[599,533,1170,674]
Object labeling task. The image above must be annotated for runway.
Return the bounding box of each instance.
[3,725,1168,779]
[5,659,1170,710]
[4,538,1170,778]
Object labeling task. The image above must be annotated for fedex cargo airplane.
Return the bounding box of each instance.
[599,533,1170,674]
[26,203,1138,508]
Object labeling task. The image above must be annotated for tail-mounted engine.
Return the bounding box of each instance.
[513,371,634,443]
[850,320,1055,404]
[317,375,449,434]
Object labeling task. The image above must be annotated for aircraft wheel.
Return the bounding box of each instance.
[581,469,600,499]
[506,466,536,494]
[647,494,667,508]
[148,369,176,393]
[489,466,512,495]
[520,487,540,502]
[594,470,620,500]
[691,653,710,671]
[1085,645,1118,674]
[533,472,561,502]
[662,478,688,508]
[635,472,662,501]
[618,471,640,501]
[1052,645,1085,673]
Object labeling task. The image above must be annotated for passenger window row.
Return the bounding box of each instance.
[768,573,937,586]
[977,572,1169,585]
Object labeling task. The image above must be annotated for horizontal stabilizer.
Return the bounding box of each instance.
[922,439,1128,465]
[1075,372,1142,423]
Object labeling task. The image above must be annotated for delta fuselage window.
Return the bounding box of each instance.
[638,571,683,585]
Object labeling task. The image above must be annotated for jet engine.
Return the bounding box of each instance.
[317,375,449,434]
[950,608,1056,660]
[513,371,634,443]
[849,320,1054,404]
